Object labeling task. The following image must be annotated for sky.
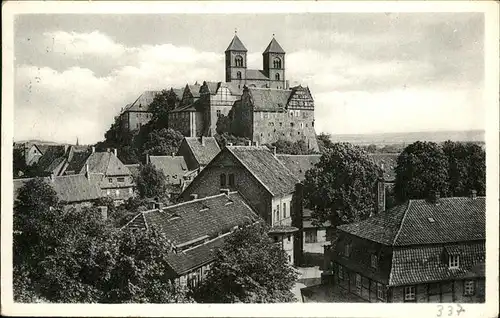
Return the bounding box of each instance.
[13,13,485,144]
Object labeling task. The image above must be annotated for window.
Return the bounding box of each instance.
[464,280,475,296]
[305,230,317,243]
[449,255,460,269]
[273,57,282,69]
[236,71,242,80]
[344,242,352,257]
[312,121,314,127]
[106,189,110,196]
[216,110,222,117]
[404,286,416,301]
[287,235,291,242]
[279,122,283,127]
[235,55,243,67]
[115,189,120,196]
[228,173,235,187]
[274,236,279,242]
[275,73,280,81]
[355,274,362,294]
[377,283,386,301]
[290,111,294,117]
[371,254,378,269]
[117,177,125,183]
[108,177,113,183]
[283,202,287,217]
[288,255,291,262]
[220,174,226,187]
[338,265,344,280]
[275,204,280,222]
[300,122,304,129]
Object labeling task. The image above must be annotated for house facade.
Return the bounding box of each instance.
[123,191,260,288]
[324,192,486,303]
[231,85,319,151]
[179,145,300,264]
[176,136,221,171]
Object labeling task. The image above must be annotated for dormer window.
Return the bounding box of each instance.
[449,255,460,269]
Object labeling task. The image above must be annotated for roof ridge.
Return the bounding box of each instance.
[166,193,227,209]
[392,200,412,245]
[226,147,275,196]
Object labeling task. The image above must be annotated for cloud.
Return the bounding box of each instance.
[14,27,484,144]
[43,30,126,58]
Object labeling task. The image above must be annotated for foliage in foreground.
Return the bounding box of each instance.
[13,178,191,303]
[191,223,299,303]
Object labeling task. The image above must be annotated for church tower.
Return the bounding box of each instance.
[225,34,247,86]
[262,36,286,89]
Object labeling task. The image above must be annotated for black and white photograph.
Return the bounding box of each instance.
[2,1,498,317]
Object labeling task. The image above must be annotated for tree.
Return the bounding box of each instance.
[303,143,381,226]
[215,111,233,135]
[140,128,184,157]
[214,132,251,148]
[316,132,334,153]
[269,139,314,155]
[13,179,191,303]
[135,163,168,199]
[191,223,298,303]
[442,141,485,196]
[394,141,449,202]
[149,89,177,129]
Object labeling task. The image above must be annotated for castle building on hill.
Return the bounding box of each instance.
[115,34,318,152]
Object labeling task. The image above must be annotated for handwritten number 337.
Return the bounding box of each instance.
[437,304,465,317]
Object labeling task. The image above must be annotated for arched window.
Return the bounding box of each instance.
[236,71,242,80]
[235,55,243,67]
[273,57,282,69]
[275,73,280,81]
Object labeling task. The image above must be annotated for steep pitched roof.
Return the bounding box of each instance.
[183,137,221,166]
[227,146,299,197]
[247,87,291,111]
[225,35,247,52]
[389,242,485,286]
[338,197,486,246]
[171,88,184,100]
[125,164,140,178]
[149,155,188,183]
[203,81,220,95]
[245,69,270,81]
[84,152,132,176]
[276,154,321,182]
[36,145,67,173]
[186,84,202,98]
[64,150,91,174]
[369,153,398,182]
[124,90,161,112]
[263,37,285,54]
[223,82,243,96]
[13,175,102,203]
[123,192,260,275]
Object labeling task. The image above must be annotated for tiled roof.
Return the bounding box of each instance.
[64,150,91,174]
[246,69,270,81]
[225,35,247,52]
[183,137,221,166]
[36,145,67,173]
[85,152,132,177]
[338,197,485,246]
[125,164,140,178]
[389,242,485,286]
[369,153,398,181]
[13,175,102,204]
[203,81,220,95]
[149,155,188,184]
[247,87,291,111]
[276,154,321,182]
[263,37,285,54]
[124,90,161,112]
[124,192,260,275]
[187,84,201,98]
[224,82,243,96]
[171,88,184,100]
[227,146,299,197]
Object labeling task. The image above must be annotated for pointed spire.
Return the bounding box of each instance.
[263,36,285,54]
[225,34,247,52]
[76,136,79,146]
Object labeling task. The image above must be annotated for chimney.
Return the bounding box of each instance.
[470,189,477,200]
[92,146,95,154]
[114,148,117,157]
[190,193,198,200]
[372,179,386,217]
[220,188,230,195]
[201,136,205,146]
